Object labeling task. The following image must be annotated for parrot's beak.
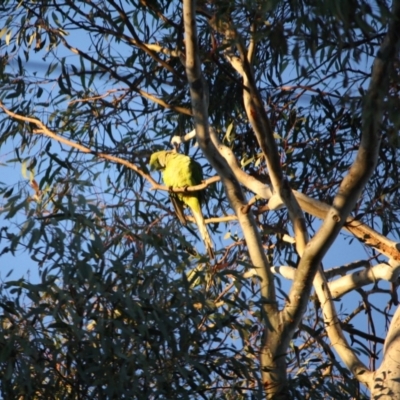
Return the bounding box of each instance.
[171,136,182,152]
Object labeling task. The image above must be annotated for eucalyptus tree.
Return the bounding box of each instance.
[0,0,400,398]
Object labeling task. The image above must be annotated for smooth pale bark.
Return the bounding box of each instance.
[270,261,400,299]
[372,305,400,398]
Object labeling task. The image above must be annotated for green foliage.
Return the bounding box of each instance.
[0,252,264,399]
[0,0,398,398]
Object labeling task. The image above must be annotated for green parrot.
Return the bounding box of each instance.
[149,150,214,259]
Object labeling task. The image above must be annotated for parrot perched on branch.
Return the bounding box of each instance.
[149,150,215,259]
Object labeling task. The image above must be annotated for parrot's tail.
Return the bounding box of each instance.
[193,210,215,259]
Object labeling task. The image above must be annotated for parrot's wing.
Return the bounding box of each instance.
[190,158,206,203]
[170,194,187,226]
[191,159,203,182]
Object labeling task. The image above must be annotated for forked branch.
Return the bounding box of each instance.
[182,0,278,318]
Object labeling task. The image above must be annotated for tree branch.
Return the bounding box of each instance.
[312,269,373,386]
[285,0,400,388]
[0,102,157,186]
[270,261,400,300]
[217,20,309,257]
[182,0,278,319]
[372,304,400,397]
[329,261,400,298]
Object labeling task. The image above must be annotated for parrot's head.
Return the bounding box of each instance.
[149,150,168,171]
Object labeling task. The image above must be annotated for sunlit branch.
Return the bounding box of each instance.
[312,269,372,386]
[293,191,400,262]
[269,261,400,300]
[324,260,371,279]
[150,176,220,193]
[182,0,277,321]
[143,43,182,58]
[247,18,257,65]
[68,89,128,105]
[218,20,309,256]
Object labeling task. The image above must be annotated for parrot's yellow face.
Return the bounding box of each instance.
[149,151,168,171]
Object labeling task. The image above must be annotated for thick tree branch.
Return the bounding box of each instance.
[286,0,400,320]
[329,260,400,298]
[293,191,400,262]
[285,0,400,388]
[372,305,400,397]
[182,0,279,343]
[312,269,373,387]
[270,261,400,300]
[220,22,309,257]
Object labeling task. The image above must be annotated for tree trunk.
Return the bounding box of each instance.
[371,306,400,399]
